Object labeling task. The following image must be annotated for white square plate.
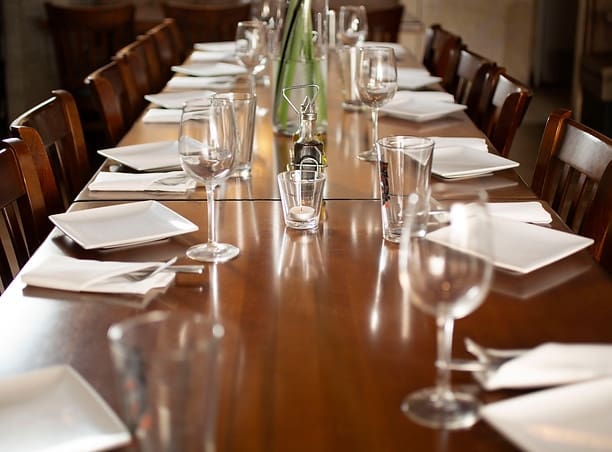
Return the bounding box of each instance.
[481,377,612,452]
[144,90,214,109]
[0,365,130,452]
[50,200,198,249]
[396,67,442,89]
[171,62,246,77]
[381,100,467,122]
[427,217,594,274]
[98,140,181,172]
[432,146,519,178]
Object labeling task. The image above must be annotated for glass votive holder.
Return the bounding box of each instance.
[277,169,326,230]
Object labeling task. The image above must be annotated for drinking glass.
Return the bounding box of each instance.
[398,189,494,429]
[337,5,368,46]
[235,20,267,93]
[356,46,397,162]
[179,98,239,263]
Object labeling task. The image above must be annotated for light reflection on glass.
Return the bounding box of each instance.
[277,229,324,282]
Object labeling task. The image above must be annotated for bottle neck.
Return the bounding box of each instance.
[298,115,317,142]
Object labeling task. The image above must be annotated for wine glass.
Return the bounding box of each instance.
[356,46,397,162]
[179,98,240,263]
[235,20,267,93]
[337,5,368,46]
[398,189,494,429]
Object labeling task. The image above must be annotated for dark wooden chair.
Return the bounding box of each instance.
[480,69,533,157]
[146,18,184,81]
[450,48,497,125]
[161,1,251,48]
[85,56,142,147]
[44,2,135,150]
[366,4,404,43]
[0,138,50,290]
[532,109,612,259]
[10,90,91,214]
[116,34,165,95]
[422,24,462,91]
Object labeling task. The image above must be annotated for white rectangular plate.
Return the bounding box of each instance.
[0,365,130,452]
[396,68,442,89]
[50,200,198,250]
[427,217,594,274]
[171,62,246,77]
[98,140,181,172]
[381,100,467,122]
[432,146,519,178]
[481,377,612,452]
[144,90,214,109]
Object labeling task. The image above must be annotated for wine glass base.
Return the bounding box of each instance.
[186,242,240,263]
[401,387,480,430]
[357,149,378,162]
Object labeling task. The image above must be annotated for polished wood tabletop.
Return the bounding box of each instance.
[2,48,611,452]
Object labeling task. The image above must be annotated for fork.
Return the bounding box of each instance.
[123,258,204,282]
[436,338,528,372]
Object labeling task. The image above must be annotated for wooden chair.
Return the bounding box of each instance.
[161,1,251,48]
[85,56,141,147]
[422,24,462,91]
[450,48,497,125]
[532,109,612,255]
[366,4,404,43]
[44,2,136,149]
[10,90,91,214]
[0,138,50,290]
[116,34,165,95]
[480,69,533,157]
[146,18,184,81]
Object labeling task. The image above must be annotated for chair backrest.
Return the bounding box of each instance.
[451,48,497,125]
[10,90,91,214]
[161,1,251,48]
[480,69,533,157]
[44,2,135,93]
[0,138,49,290]
[422,24,462,91]
[366,4,404,43]
[85,56,141,146]
[146,18,184,80]
[532,109,612,239]
[581,161,612,272]
[116,34,165,95]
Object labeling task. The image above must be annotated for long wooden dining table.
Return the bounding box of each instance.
[2,49,611,451]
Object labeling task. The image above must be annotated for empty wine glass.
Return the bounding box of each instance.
[337,5,368,46]
[235,20,267,93]
[179,98,240,263]
[356,46,397,162]
[398,189,494,429]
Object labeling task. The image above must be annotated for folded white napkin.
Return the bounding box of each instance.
[429,136,489,152]
[487,202,553,224]
[21,255,175,295]
[190,50,235,63]
[144,90,214,109]
[142,108,182,123]
[389,90,456,104]
[166,75,235,90]
[88,171,196,192]
[171,62,246,77]
[476,343,612,390]
[194,41,236,52]
[396,67,442,89]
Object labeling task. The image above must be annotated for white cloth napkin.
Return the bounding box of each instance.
[194,41,236,52]
[142,108,182,123]
[361,41,407,59]
[171,62,246,77]
[476,343,612,390]
[487,202,553,224]
[144,90,214,109]
[166,75,235,90]
[88,171,196,192]
[21,255,175,295]
[389,90,456,104]
[190,50,235,63]
[429,136,489,152]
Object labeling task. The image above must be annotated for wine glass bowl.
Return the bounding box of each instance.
[337,5,368,46]
[179,98,240,263]
[398,189,493,429]
[356,46,397,161]
[235,20,267,92]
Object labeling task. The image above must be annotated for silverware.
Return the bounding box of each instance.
[124,262,205,281]
[435,338,528,373]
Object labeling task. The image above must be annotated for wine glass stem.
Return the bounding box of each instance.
[435,315,454,400]
[371,107,379,151]
[248,72,256,95]
[206,184,217,245]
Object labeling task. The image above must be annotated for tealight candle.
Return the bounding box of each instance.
[288,205,315,221]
